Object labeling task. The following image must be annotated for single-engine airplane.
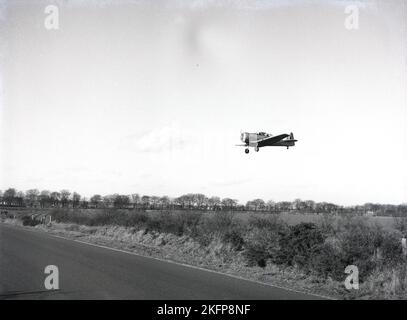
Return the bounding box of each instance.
[237,131,297,153]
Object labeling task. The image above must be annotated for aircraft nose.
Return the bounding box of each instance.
[241,132,248,144]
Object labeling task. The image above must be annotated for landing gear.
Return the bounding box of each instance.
[255,146,259,152]
[245,148,249,154]
[287,146,289,149]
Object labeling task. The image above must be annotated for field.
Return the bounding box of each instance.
[236,211,396,230]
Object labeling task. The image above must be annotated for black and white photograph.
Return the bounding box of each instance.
[1,0,407,310]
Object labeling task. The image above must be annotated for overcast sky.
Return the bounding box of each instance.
[1,0,406,205]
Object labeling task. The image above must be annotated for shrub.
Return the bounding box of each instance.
[193,212,238,246]
[337,217,379,281]
[318,214,336,236]
[194,228,213,247]
[89,210,126,226]
[175,211,202,237]
[22,215,42,226]
[248,215,286,231]
[277,223,325,270]
[242,216,288,267]
[125,211,149,228]
[222,227,245,251]
[365,265,407,298]
[206,211,236,235]
[243,227,281,267]
[50,208,90,225]
[394,217,407,237]
[310,239,346,280]
[380,231,405,267]
[149,211,184,235]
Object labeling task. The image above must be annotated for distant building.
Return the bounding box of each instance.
[365,210,375,217]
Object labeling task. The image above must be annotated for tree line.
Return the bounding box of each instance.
[1,187,406,216]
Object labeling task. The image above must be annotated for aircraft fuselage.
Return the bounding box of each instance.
[239,131,297,153]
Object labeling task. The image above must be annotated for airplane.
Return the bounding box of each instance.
[237,131,297,153]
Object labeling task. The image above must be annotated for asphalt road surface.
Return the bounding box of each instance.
[0,224,325,300]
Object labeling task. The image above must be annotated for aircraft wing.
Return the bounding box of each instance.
[257,133,289,147]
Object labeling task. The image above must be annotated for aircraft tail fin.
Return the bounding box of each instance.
[289,132,298,143]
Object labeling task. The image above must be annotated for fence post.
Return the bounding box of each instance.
[401,238,407,257]
[391,270,398,294]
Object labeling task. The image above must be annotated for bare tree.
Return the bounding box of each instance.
[208,196,221,211]
[39,190,51,208]
[50,191,61,207]
[150,196,160,209]
[72,192,81,208]
[25,189,40,207]
[81,196,89,209]
[193,194,208,209]
[131,193,140,209]
[304,200,316,213]
[293,198,304,212]
[266,200,275,212]
[276,201,292,212]
[183,194,195,209]
[113,194,130,208]
[3,188,17,206]
[250,199,265,211]
[174,196,185,209]
[159,196,170,210]
[60,190,71,207]
[141,195,150,209]
[15,191,25,206]
[221,198,238,210]
[175,194,195,209]
[90,194,102,208]
[106,195,118,208]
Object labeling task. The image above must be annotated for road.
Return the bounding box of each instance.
[0,224,324,300]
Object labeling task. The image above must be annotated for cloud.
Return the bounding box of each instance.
[121,125,191,153]
[211,177,252,187]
